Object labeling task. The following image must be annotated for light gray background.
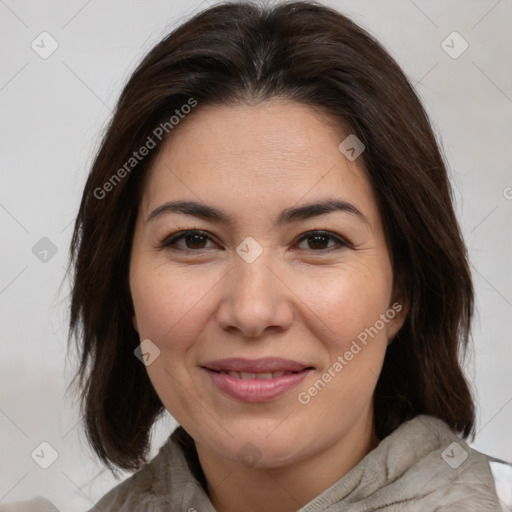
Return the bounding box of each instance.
[1,0,511,510]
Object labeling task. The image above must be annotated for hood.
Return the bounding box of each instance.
[90,414,501,512]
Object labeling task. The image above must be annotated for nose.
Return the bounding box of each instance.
[216,254,294,338]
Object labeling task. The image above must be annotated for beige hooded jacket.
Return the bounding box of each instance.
[0,415,504,511]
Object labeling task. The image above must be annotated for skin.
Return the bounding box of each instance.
[129,99,409,512]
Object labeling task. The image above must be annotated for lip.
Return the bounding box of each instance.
[201,357,313,402]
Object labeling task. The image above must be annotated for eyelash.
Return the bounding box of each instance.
[156,227,352,254]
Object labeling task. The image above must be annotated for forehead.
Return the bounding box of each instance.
[140,100,378,228]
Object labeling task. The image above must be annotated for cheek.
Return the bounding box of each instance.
[130,265,218,420]
[295,262,393,414]
[292,261,393,350]
[130,265,218,353]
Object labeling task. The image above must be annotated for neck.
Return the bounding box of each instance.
[194,405,378,512]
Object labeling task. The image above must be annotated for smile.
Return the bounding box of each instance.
[215,370,298,379]
[201,358,313,402]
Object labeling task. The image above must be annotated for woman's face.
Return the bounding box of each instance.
[129,99,407,468]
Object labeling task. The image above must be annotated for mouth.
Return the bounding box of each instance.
[201,356,313,374]
[207,369,303,380]
[200,357,314,401]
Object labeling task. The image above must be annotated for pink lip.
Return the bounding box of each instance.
[201,358,313,402]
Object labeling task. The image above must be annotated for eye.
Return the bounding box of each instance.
[294,230,350,252]
[158,229,217,251]
[157,228,351,253]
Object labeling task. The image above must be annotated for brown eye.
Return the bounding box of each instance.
[295,231,350,252]
[160,230,216,251]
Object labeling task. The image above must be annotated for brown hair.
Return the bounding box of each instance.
[66,0,475,474]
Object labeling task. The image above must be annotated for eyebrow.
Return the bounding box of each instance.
[146,198,370,227]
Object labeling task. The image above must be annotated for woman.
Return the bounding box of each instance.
[2,1,503,510]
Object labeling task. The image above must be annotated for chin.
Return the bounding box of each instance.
[220,426,310,468]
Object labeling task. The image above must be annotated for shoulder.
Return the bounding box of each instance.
[91,440,175,511]
[0,497,59,512]
[381,414,503,510]
[90,426,210,512]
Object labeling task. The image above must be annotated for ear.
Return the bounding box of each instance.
[387,292,409,344]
